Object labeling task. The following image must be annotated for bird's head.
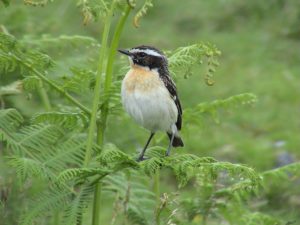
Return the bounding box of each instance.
[118,45,167,70]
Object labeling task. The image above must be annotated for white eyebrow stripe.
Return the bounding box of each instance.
[130,49,163,57]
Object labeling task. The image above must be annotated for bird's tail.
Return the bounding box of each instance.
[167,133,184,147]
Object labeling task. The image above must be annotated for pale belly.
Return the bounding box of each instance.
[121,69,178,132]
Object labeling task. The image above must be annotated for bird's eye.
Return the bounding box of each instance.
[139,52,146,57]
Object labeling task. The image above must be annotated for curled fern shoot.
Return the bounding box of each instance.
[168,42,221,83]
[133,0,153,28]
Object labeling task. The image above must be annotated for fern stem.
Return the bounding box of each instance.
[53,211,60,225]
[97,4,131,137]
[87,1,118,225]
[12,55,91,115]
[92,183,102,225]
[154,171,160,201]
[85,3,131,225]
[104,4,131,93]
[154,171,160,225]
[37,79,51,111]
[84,0,117,167]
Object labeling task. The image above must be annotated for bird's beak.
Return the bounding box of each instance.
[118,49,131,56]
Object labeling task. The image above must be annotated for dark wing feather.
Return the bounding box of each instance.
[159,74,182,130]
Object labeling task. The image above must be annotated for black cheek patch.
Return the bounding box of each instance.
[147,56,158,69]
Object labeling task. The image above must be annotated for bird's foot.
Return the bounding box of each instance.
[136,155,149,162]
[165,148,171,157]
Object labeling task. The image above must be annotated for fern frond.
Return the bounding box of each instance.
[168,153,207,162]
[99,80,123,116]
[26,49,54,71]
[7,135,89,184]
[133,0,153,28]
[45,136,88,169]
[184,93,257,124]
[103,172,128,194]
[62,66,95,94]
[0,52,17,74]
[8,156,52,181]
[3,124,63,153]
[77,0,109,25]
[144,146,166,158]
[0,32,17,51]
[127,205,148,225]
[168,42,221,82]
[32,111,87,129]
[0,33,54,75]
[20,187,70,225]
[23,0,53,7]
[167,154,261,188]
[1,33,93,114]
[21,34,99,50]
[57,167,111,184]
[167,156,216,187]
[262,162,300,180]
[0,108,24,133]
[63,184,95,225]
[241,212,284,225]
[98,143,138,168]
[140,157,163,176]
[215,179,256,198]
[22,76,40,91]
[103,171,156,225]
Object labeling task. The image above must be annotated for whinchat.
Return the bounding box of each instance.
[119,45,183,161]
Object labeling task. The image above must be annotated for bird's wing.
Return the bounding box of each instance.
[160,74,182,130]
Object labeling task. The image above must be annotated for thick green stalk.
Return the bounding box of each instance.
[87,2,118,225]
[53,211,59,225]
[91,124,104,225]
[154,171,160,225]
[85,3,131,225]
[98,4,131,135]
[38,79,51,111]
[13,55,91,115]
[92,183,102,225]
[104,4,131,93]
[85,2,131,163]
[83,0,116,166]
[154,171,160,204]
[90,5,131,225]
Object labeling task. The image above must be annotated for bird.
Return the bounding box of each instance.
[118,45,184,161]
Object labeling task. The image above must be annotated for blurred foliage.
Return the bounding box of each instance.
[1,0,300,225]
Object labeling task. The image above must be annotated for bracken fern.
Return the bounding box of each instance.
[1,1,299,225]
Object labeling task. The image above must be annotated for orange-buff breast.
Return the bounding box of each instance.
[124,66,162,93]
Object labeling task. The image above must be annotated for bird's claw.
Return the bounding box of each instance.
[136,155,149,162]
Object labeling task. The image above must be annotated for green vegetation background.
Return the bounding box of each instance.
[1,0,300,224]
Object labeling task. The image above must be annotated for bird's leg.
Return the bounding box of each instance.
[166,132,175,156]
[137,132,155,161]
